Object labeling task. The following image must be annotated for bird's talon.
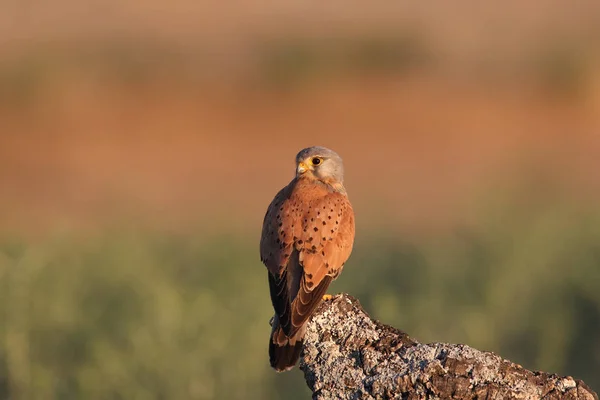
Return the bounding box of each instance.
[322,294,333,301]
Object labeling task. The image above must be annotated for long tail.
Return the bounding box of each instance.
[269,318,305,372]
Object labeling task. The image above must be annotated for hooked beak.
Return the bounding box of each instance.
[296,162,308,174]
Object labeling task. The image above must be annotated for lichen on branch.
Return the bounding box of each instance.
[300,294,598,400]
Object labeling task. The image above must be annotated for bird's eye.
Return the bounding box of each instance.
[311,157,322,166]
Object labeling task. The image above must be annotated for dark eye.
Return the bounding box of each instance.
[311,157,321,166]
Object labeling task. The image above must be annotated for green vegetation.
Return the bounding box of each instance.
[1,34,595,105]
[1,194,599,399]
[531,38,592,97]
[256,33,433,87]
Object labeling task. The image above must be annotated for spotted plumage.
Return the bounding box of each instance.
[260,146,355,371]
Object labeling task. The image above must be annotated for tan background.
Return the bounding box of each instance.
[1,1,599,399]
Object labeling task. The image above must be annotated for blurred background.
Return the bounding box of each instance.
[1,1,600,399]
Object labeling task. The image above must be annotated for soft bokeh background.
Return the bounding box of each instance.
[1,1,600,399]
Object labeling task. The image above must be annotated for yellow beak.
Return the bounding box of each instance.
[297,162,308,174]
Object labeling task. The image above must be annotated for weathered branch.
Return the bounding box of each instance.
[300,294,598,400]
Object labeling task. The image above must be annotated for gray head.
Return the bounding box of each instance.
[295,146,345,186]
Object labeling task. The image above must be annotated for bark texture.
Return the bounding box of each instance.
[300,294,598,400]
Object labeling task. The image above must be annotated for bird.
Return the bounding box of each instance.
[260,146,355,372]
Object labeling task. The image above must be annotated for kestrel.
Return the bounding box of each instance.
[260,146,355,371]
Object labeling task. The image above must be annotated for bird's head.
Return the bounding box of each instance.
[295,146,345,189]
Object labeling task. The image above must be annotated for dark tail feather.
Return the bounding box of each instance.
[269,321,304,372]
[269,336,303,372]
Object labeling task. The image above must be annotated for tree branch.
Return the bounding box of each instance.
[300,294,598,400]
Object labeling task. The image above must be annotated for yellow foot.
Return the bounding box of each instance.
[322,294,333,301]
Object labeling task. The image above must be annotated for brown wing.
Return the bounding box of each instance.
[289,190,355,335]
[260,183,297,336]
[260,184,296,276]
[260,180,355,338]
